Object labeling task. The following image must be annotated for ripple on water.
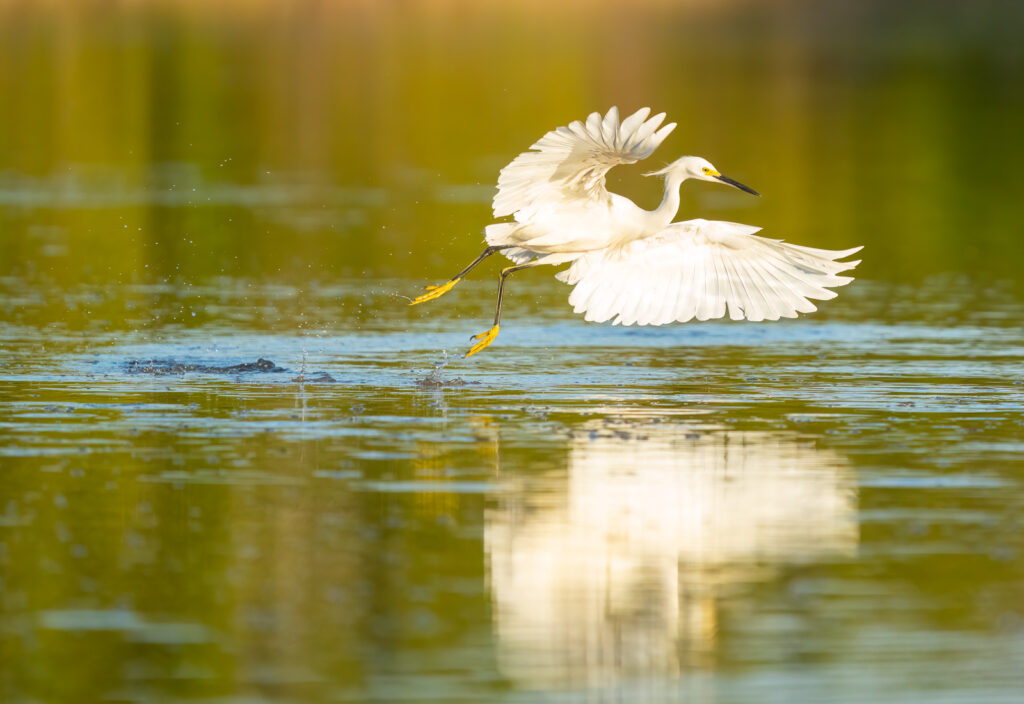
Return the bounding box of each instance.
[0,277,1023,704]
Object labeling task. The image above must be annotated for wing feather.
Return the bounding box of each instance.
[742,255,773,321]
[721,254,746,321]
[711,246,728,320]
[676,246,698,323]
[561,219,862,326]
[493,107,677,219]
[697,248,713,322]
[656,251,682,324]
[675,244,700,325]
[686,247,707,323]
[756,251,816,318]
[619,107,650,139]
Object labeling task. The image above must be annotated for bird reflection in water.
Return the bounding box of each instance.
[485,422,858,694]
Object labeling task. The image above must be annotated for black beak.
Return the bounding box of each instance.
[715,174,760,196]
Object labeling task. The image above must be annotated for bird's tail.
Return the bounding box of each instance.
[485,223,537,264]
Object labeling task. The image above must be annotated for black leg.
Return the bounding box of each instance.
[492,263,533,326]
[465,261,537,357]
[456,245,513,280]
[410,244,514,306]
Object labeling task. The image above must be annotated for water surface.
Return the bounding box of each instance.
[2,273,1023,702]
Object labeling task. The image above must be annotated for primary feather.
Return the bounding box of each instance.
[486,107,679,255]
[492,106,677,220]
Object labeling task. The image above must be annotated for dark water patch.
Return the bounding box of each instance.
[126,357,287,376]
[292,371,337,383]
[414,357,476,389]
[415,375,470,389]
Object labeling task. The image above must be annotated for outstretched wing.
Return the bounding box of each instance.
[558,219,862,325]
[493,107,677,220]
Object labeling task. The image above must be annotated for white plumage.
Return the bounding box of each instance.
[492,106,676,220]
[559,220,861,326]
[411,106,862,356]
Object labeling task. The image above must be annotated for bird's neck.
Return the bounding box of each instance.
[647,173,686,232]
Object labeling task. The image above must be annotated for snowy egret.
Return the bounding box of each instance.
[411,107,861,357]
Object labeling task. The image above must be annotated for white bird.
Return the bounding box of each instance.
[411,107,862,357]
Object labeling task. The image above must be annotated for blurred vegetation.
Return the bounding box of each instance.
[0,0,1022,293]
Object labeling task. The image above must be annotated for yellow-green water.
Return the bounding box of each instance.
[2,2,1024,702]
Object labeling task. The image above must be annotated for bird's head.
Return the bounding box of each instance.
[645,156,760,196]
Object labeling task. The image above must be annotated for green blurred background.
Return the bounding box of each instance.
[2,0,1022,297]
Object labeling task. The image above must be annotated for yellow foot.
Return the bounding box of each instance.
[465,325,500,358]
[409,278,461,305]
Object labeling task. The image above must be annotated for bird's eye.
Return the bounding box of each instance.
[702,167,711,174]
